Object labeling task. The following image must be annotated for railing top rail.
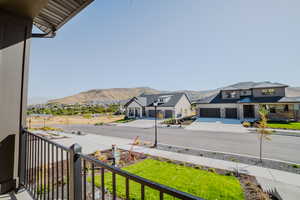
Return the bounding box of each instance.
[80,154,204,200]
[23,129,72,152]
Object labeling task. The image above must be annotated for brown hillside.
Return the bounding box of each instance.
[48,87,160,104]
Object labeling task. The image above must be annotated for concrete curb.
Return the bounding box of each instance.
[247,128,300,137]
[159,143,300,165]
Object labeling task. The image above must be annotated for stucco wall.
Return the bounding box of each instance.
[0,11,32,187]
[174,95,192,118]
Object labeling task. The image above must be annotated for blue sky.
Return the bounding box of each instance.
[29,0,300,101]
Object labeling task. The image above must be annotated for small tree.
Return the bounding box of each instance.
[257,107,272,163]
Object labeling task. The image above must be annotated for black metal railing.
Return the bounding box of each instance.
[20,130,71,200]
[20,130,203,200]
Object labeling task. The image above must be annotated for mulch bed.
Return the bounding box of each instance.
[88,149,272,200]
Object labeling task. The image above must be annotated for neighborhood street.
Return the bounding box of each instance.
[54,124,300,164]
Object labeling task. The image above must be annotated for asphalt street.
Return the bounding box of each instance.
[54,124,300,163]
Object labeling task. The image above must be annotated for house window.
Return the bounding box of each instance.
[158,96,171,103]
[225,91,237,98]
[262,88,275,95]
[158,98,164,103]
[241,90,251,96]
[284,105,289,112]
[270,106,276,113]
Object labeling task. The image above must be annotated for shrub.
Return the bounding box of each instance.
[208,168,216,173]
[83,114,92,119]
[225,172,235,176]
[242,121,251,128]
[94,122,104,126]
[163,118,176,125]
[291,164,300,168]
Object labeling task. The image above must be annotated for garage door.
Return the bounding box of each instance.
[199,108,220,118]
[225,108,238,119]
[165,110,174,118]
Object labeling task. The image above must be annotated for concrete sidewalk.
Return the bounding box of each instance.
[115,119,163,129]
[54,132,300,200]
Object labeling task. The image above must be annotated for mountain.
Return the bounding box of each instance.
[176,90,219,102]
[48,87,161,105]
[46,83,300,105]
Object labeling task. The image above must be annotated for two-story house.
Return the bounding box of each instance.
[195,82,300,121]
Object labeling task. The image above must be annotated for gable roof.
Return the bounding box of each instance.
[124,97,147,107]
[125,92,190,108]
[222,82,288,91]
[196,93,300,104]
[140,92,190,107]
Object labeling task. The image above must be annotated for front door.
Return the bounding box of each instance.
[243,105,255,118]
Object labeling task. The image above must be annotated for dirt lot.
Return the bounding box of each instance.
[27,115,124,127]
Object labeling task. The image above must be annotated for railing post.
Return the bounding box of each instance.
[70,143,82,200]
[19,128,27,186]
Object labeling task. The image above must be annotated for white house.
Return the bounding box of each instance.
[124,93,192,119]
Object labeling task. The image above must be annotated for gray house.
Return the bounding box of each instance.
[124,93,192,119]
[195,82,300,121]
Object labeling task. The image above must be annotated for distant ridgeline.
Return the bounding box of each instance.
[27,103,122,116]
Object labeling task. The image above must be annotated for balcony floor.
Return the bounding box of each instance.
[0,189,33,200]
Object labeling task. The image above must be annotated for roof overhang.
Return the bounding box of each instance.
[0,0,94,36]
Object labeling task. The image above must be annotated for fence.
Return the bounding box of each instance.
[19,129,203,200]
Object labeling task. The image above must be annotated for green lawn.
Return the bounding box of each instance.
[267,122,300,130]
[87,159,244,200]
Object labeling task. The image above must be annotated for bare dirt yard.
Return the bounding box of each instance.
[27,115,124,127]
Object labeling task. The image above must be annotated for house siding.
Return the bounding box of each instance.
[126,101,143,118]
[0,12,32,191]
[221,91,241,99]
[174,95,192,118]
[252,87,285,97]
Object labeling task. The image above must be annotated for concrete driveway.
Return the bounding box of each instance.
[117,119,162,128]
[185,118,248,133]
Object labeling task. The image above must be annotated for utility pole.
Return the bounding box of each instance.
[153,102,158,147]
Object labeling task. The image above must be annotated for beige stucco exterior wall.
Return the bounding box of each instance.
[0,11,32,186]
[174,95,192,118]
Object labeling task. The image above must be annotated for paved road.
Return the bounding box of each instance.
[54,124,300,163]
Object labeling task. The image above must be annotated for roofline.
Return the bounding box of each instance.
[55,0,94,33]
[195,101,300,105]
[124,97,144,107]
[182,93,192,105]
[221,85,288,91]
